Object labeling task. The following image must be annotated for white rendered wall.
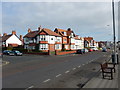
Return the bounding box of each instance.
[6,35,22,47]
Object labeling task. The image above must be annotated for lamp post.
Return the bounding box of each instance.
[112,0,118,64]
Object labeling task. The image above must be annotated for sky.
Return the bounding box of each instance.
[1,1,119,41]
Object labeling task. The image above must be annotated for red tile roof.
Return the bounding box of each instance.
[54,28,67,36]
[24,28,61,38]
[84,37,93,41]
[42,28,61,36]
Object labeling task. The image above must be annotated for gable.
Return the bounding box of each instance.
[39,31,48,35]
[6,34,22,45]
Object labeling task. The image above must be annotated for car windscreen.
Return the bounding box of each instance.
[15,51,20,53]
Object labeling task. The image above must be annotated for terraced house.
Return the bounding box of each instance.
[23,26,62,52]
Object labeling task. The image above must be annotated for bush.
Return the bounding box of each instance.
[7,47,13,50]
[62,48,66,51]
[32,49,43,52]
[12,48,28,53]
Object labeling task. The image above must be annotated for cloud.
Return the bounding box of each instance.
[2,2,118,41]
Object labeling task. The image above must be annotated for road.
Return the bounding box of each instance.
[2,51,111,88]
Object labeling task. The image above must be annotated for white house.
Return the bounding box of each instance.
[2,31,23,47]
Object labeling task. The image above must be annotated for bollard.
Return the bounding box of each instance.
[112,54,115,64]
[116,53,119,64]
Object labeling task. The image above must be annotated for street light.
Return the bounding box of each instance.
[112,0,118,64]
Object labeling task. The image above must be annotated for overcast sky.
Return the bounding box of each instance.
[1,1,119,41]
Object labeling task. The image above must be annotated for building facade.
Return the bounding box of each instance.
[24,27,62,51]
[2,31,23,47]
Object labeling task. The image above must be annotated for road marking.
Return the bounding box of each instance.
[56,74,62,77]
[65,70,70,73]
[43,79,51,83]
[82,64,85,65]
[25,85,34,90]
[78,65,81,68]
[72,68,76,70]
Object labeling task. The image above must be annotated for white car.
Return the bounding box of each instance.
[90,47,98,51]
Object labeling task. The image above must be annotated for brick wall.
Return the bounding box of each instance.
[49,44,55,51]
[55,50,76,55]
[24,52,49,55]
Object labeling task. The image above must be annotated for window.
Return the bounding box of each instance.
[40,35,46,41]
[64,39,67,41]
[40,44,48,50]
[71,45,74,49]
[64,32,66,35]
[57,39,60,42]
[56,44,60,49]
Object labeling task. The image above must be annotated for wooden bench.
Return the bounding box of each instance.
[100,62,115,80]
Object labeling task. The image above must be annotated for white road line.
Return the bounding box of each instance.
[65,70,70,73]
[56,74,62,77]
[78,65,81,68]
[72,68,76,70]
[25,86,34,90]
[82,64,85,65]
[43,79,51,83]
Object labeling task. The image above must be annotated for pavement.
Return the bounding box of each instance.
[82,52,120,89]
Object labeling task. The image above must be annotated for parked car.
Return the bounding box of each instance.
[90,47,98,51]
[76,49,85,54]
[3,50,15,56]
[88,48,93,52]
[83,48,89,53]
[13,50,23,56]
[102,47,107,52]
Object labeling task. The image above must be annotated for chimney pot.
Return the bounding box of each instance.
[68,28,71,31]
[20,35,22,40]
[28,28,31,33]
[3,33,7,36]
[12,30,16,35]
[38,25,42,31]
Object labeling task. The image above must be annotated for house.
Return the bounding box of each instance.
[54,28,76,50]
[23,26,62,52]
[93,40,99,47]
[66,28,76,50]
[54,28,69,50]
[74,35,84,49]
[2,31,23,47]
[84,37,94,48]
[98,41,106,48]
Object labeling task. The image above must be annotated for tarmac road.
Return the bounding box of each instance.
[2,51,111,88]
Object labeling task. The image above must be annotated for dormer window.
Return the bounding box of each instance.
[64,32,66,36]
[62,32,66,36]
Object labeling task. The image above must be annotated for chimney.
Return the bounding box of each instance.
[12,30,16,35]
[20,35,22,41]
[38,25,42,31]
[28,28,31,33]
[3,33,7,36]
[67,28,71,31]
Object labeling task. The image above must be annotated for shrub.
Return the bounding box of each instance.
[62,48,66,51]
[7,47,13,50]
[12,48,28,53]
